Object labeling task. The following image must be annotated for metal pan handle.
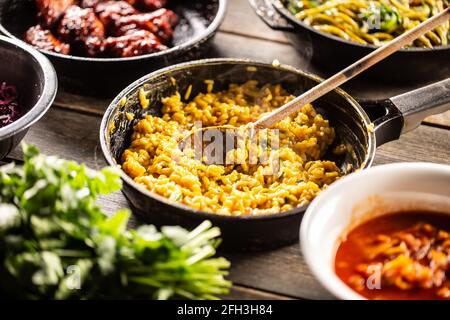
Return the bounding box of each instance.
[249,0,294,31]
[389,77,450,134]
[362,78,450,146]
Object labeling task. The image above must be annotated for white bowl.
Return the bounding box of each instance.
[300,162,450,300]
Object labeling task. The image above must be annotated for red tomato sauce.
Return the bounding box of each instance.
[335,212,450,300]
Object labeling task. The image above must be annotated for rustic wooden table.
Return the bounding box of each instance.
[5,0,449,300]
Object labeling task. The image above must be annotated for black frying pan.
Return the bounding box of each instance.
[100,59,450,251]
[249,0,450,83]
[0,0,227,96]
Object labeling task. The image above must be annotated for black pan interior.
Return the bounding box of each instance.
[0,0,220,57]
[106,62,370,176]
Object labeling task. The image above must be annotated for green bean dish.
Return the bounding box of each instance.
[284,0,449,47]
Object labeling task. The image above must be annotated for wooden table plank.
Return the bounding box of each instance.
[224,285,293,300]
[6,105,449,300]
[377,125,450,164]
[226,245,334,300]
[425,112,450,128]
[54,91,110,117]
[220,0,289,43]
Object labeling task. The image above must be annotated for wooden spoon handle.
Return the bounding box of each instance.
[253,7,450,129]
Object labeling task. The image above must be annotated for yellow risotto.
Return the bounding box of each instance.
[121,81,341,216]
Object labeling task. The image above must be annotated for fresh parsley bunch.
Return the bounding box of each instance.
[0,144,231,299]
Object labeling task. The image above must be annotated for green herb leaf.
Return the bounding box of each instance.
[0,144,231,299]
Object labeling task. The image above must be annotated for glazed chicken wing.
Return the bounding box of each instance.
[111,8,178,43]
[28,0,177,58]
[57,5,105,46]
[129,0,168,11]
[83,35,105,57]
[36,0,75,28]
[102,30,168,57]
[94,1,137,31]
[24,25,70,54]
[82,0,168,11]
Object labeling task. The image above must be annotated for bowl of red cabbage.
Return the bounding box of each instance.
[0,35,57,159]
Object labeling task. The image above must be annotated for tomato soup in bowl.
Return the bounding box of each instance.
[300,163,450,300]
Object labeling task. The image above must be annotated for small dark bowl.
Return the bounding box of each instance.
[0,35,57,159]
[100,59,375,251]
[0,0,227,96]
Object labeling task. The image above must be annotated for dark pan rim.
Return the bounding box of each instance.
[0,0,227,63]
[100,58,376,222]
[272,0,450,52]
[0,35,57,140]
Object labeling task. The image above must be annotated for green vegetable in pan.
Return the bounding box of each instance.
[287,0,304,13]
[286,0,449,47]
[286,0,320,14]
[0,144,231,299]
[364,3,401,33]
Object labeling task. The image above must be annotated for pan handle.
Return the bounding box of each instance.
[389,77,450,134]
[361,78,450,147]
[360,99,403,147]
[249,0,295,31]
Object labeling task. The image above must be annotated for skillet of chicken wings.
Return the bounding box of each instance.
[24,0,178,57]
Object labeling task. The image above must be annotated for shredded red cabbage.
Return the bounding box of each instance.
[0,82,19,128]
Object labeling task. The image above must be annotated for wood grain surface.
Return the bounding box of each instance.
[4,0,449,300]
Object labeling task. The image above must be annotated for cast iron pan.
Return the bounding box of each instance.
[0,35,57,159]
[100,59,450,251]
[249,0,450,83]
[0,0,227,96]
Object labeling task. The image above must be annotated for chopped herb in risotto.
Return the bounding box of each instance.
[121,81,341,216]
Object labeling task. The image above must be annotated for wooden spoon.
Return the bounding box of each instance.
[180,8,450,162]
